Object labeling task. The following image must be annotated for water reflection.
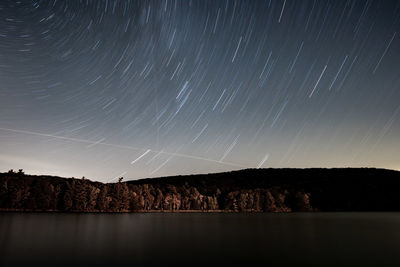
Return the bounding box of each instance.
[1,213,400,266]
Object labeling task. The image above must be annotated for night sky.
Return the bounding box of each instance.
[0,0,399,182]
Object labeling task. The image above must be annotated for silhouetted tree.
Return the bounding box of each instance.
[62,180,75,211]
[73,180,88,211]
[87,185,100,211]
[97,186,110,211]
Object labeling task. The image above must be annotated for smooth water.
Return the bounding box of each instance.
[1,212,400,266]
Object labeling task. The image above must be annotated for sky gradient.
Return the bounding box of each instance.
[1,0,399,182]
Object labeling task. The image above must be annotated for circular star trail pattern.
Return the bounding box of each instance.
[0,0,399,181]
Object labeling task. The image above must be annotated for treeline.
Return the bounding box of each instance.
[1,168,400,212]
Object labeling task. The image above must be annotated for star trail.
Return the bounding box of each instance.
[0,0,399,181]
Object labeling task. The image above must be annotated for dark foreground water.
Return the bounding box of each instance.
[1,213,400,266]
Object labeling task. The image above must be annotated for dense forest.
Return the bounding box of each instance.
[1,168,400,212]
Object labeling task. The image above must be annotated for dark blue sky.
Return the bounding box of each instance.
[1,0,399,181]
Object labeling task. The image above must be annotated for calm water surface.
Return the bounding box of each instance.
[1,213,400,266]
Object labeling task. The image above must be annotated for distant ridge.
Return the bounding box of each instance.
[1,168,400,212]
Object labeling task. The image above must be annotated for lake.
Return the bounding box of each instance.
[1,212,400,266]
